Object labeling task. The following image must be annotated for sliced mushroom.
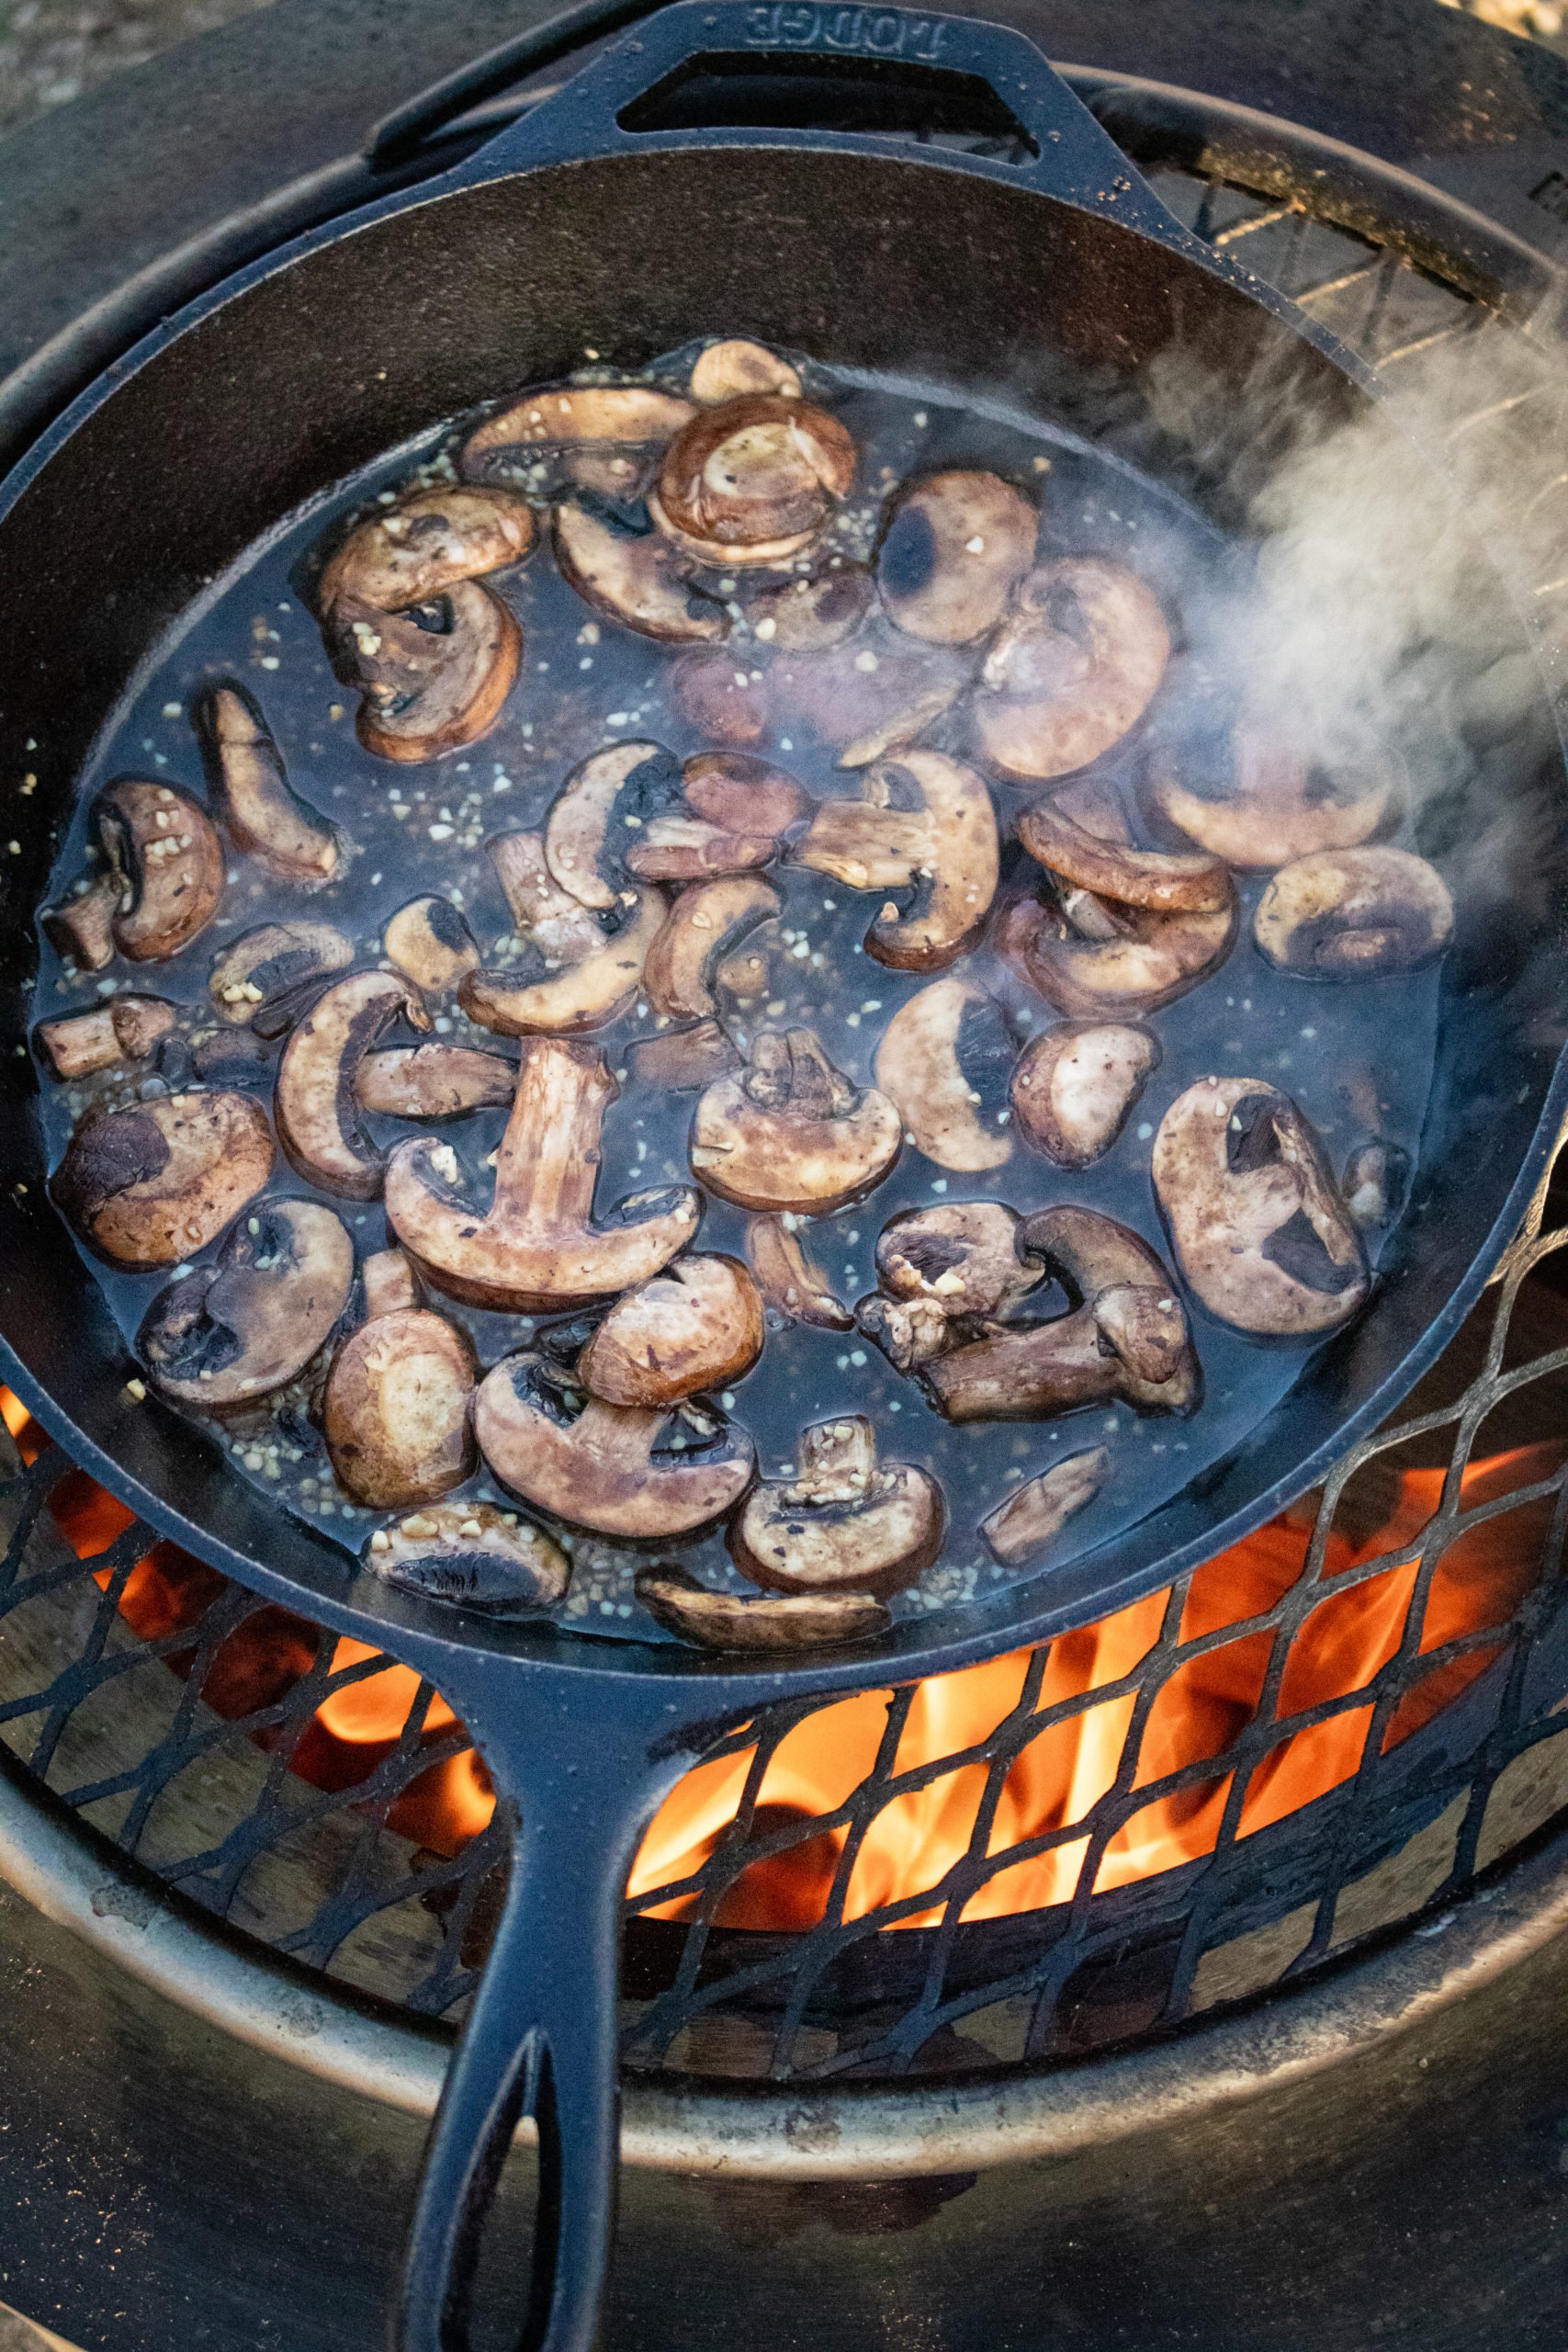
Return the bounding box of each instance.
[1010,1021,1160,1168]
[877,471,1036,644]
[53,1090,273,1268]
[96,780,224,961]
[996,886,1235,1019]
[545,740,683,911]
[1016,798,1231,914]
[745,1214,853,1331]
[459,883,662,1037]
[138,1197,354,1408]
[1253,847,1454,978]
[386,1035,700,1311]
[209,921,353,1027]
[981,1445,1109,1566]
[1146,729,1400,868]
[1152,1078,1370,1337]
[475,1354,753,1538]
[383,897,479,994]
[36,996,175,1080]
[367,1502,570,1615]
[691,1029,901,1214]
[874,979,1016,1172]
[274,970,428,1198]
[690,341,803,404]
[486,827,605,961]
[795,752,998,970]
[856,1201,1041,1374]
[644,874,780,1021]
[330,582,520,763]
[924,1206,1198,1423]
[552,500,728,642]
[627,1019,741,1091]
[356,1044,515,1117]
[362,1246,418,1319]
[461,385,694,496]
[768,639,965,767]
[623,752,807,881]
[637,1568,888,1652]
[578,1254,763,1408]
[729,1416,942,1598]
[324,1307,477,1509]
[1343,1140,1411,1230]
[651,394,856,565]
[746,566,874,651]
[973,559,1170,780]
[317,485,536,611]
[670,649,769,745]
[44,872,120,971]
[196,685,341,886]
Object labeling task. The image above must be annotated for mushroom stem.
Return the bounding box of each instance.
[495,1037,614,1236]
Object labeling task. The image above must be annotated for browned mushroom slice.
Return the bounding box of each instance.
[1152,1078,1370,1338]
[1146,729,1400,869]
[44,871,120,971]
[53,1090,273,1268]
[275,970,428,1198]
[747,566,874,651]
[766,639,964,767]
[713,922,778,1006]
[874,979,1016,1173]
[623,752,807,882]
[460,884,662,1037]
[1010,1021,1160,1168]
[856,1201,1042,1374]
[362,1246,418,1318]
[324,1308,477,1509]
[383,896,479,993]
[627,1020,740,1092]
[545,741,684,910]
[996,886,1236,1019]
[332,582,520,763]
[690,341,803,404]
[386,1035,699,1311]
[1016,797,1232,914]
[981,1445,1110,1566]
[877,471,1037,644]
[1253,847,1454,978]
[357,1044,515,1117]
[367,1501,570,1615]
[475,1354,753,1538]
[637,1568,889,1652]
[924,1205,1196,1424]
[644,874,780,1021]
[552,501,728,643]
[730,1416,943,1598]
[691,1028,901,1215]
[138,1197,354,1408]
[670,649,769,745]
[209,921,354,1027]
[317,485,536,611]
[485,826,606,961]
[745,1214,853,1331]
[795,752,998,971]
[461,385,694,496]
[651,394,856,565]
[196,685,341,885]
[1342,1140,1410,1230]
[36,996,175,1080]
[973,559,1170,780]
[96,780,224,961]
[579,1254,763,1408]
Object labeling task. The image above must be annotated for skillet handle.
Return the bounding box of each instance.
[446,0,1189,239]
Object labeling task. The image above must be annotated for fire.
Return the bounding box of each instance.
[4,1383,1558,1925]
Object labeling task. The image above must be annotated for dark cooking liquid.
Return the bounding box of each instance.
[32,346,1442,1641]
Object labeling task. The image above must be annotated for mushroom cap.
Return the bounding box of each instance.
[653,393,855,561]
[317,485,535,612]
[745,1214,853,1331]
[626,1019,742,1092]
[644,873,780,1022]
[766,639,965,766]
[624,752,807,882]
[689,341,803,405]
[545,740,679,911]
[973,558,1170,781]
[552,501,728,644]
[356,1044,516,1118]
[324,1307,478,1509]
[362,1247,419,1319]
[275,969,428,1198]
[579,1254,764,1408]
[138,1196,354,1408]
[96,779,224,962]
[458,884,663,1037]
[1010,1020,1160,1168]
[1146,729,1400,869]
[729,1415,944,1598]
[636,1568,888,1652]
[1343,1139,1411,1230]
[1152,1077,1371,1337]
[475,1355,755,1539]
[54,1090,273,1268]
[461,385,694,484]
[691,1028,902,1215]
[874,978,1015,1172]
[209,921,354,1026]
[1017,796,1232,913]
[383,896,479,994]
[981,1445,1110,1566]
[367,1502,570,1616]
[876,470,1037,645]
[995,886,1236,1018]
[874,1200,1039,1320]
[795,751,999,972]
[1253,846,1454,978]
[746,567,874,652]
[196,684,341,885]
[670,648,770,744]
[338,582,521,763]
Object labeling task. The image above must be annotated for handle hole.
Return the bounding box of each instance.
[616,49,1040,161]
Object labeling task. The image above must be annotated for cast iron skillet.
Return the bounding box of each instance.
[0,6,1564,2345]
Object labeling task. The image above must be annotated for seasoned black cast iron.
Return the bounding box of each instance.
[0,6,1564,2345]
